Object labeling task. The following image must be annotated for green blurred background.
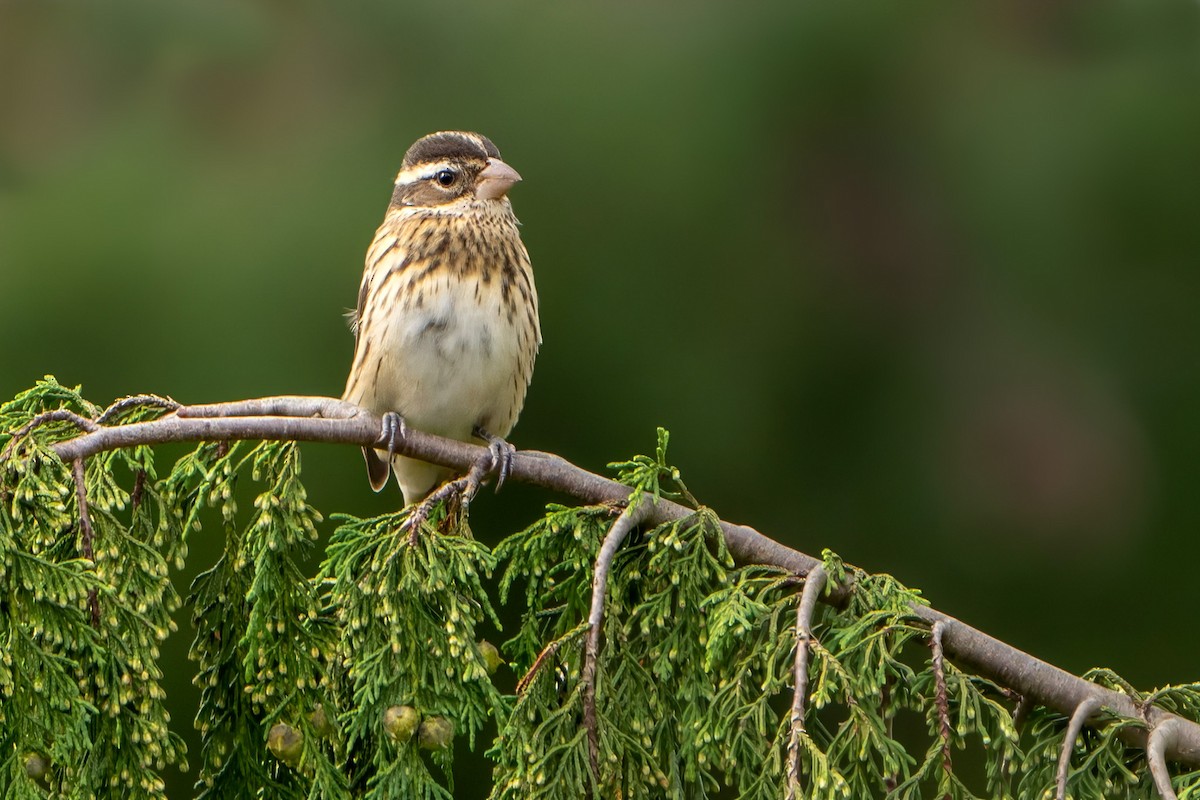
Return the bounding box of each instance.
[2,0,1199,793]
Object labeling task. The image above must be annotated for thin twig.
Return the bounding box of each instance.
[786,565,827,800]
[1013,694,1033,732]
[130,469,147,517]
[1,409,99,461]
[71,458,100,627]
[515,625,590,697]
[1002,693,1033,787]
[403,477,465,546]
[1056,697,1101,800]
[95,394,180,425]
[930,621,953,789]
[882,675,898,792]
[581,499,653,783]
[1149,719,1183,800]
[516,638,564,697]
[27,393,1200,769]
[402,453,493,546]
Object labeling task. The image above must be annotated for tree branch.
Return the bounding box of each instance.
[786,564,827,800]
[35,394,1200,769]
[581,499,653,783]
[1149,718,1183,800]
[1056,697,1100,800]
[930,621,953,789]
[70,457,101,627]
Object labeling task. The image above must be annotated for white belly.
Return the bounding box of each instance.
[372,273,527,441]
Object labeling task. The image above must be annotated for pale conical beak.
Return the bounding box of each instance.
[476,157,522,200]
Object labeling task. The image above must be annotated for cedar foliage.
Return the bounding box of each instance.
[2,377,1199,799]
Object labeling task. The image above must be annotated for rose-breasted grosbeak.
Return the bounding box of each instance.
[343,131,540,505]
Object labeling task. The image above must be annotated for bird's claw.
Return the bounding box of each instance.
[380,412,407,457]
[487,438,516,493]
[473,426,516,496]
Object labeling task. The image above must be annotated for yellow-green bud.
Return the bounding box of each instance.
[267,723,303,765]
[309,704,334,738]
[478,640,504,674]
[418,716,454,750]
[383,705,420,742]
[24,752,50,783]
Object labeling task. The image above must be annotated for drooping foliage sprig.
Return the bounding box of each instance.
[322,507,504,799]
[1,380,184,799]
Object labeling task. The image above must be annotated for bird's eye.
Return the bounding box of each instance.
[434,169,457,187]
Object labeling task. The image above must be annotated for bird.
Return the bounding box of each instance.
[342,131,540,507]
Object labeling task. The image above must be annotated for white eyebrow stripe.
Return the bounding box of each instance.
[394,161,456,186]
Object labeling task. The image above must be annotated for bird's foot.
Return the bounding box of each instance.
[379,412,408,458]
[363,412,408,493]
[468,426,516,500]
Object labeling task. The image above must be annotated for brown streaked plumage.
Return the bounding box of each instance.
[343,131,540,503]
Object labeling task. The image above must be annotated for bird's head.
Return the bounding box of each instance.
[390,131,522,209]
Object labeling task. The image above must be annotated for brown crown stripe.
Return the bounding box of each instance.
[401,131,500,168]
